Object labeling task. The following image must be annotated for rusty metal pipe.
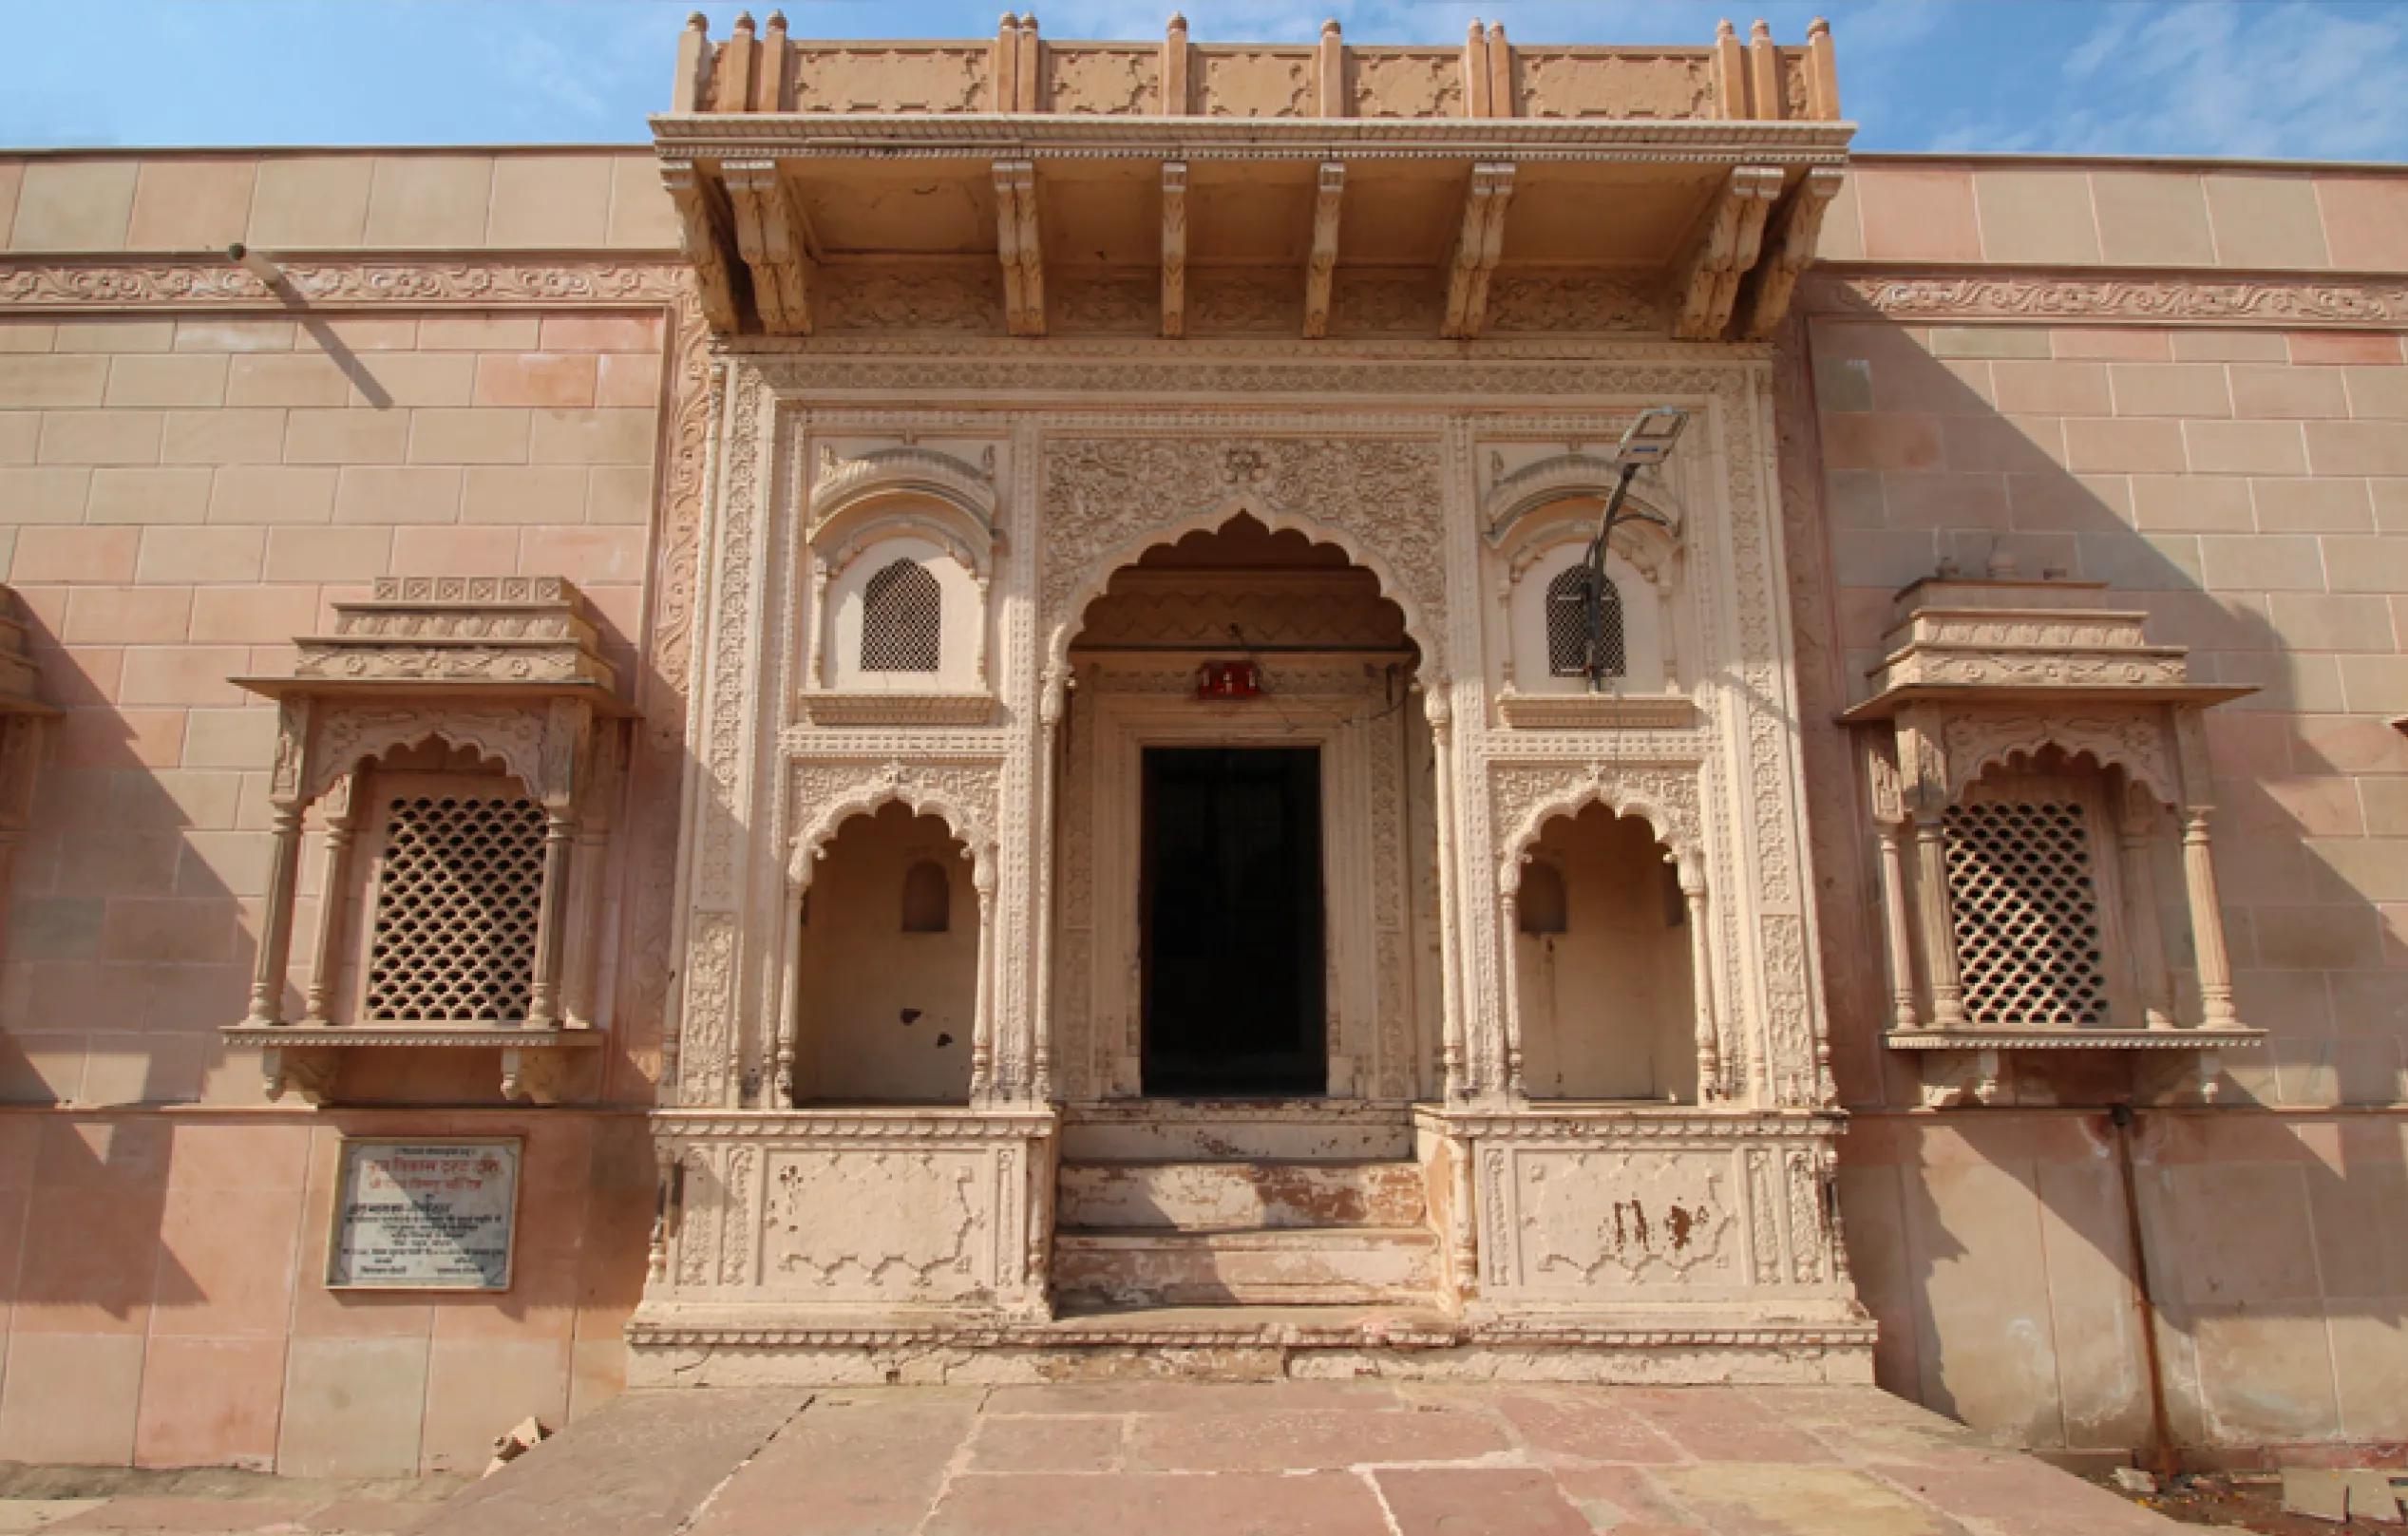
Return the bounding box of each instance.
[2110,1102,2178,1479]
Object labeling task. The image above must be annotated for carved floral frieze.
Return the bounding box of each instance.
[1806,271,2408,330]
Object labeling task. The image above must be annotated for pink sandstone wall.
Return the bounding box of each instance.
[1794,158,2408,1457]
[0,149,687,1472]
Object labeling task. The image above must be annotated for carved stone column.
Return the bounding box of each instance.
[773,875,806,1105]
[246,806,307,1028]
[806,555,831,690]
[1027,670,1066,1104]
[1496,882,1526,1100]
[524,809,575,1029]
[971,863,997,1103]
[299,778,360,1027]
[1679,867,1722,1098]
[2180,809,2241,1030]
[1873,822,1918,1031]
[1426,687,1469,1102]
[1911,811,1966,1029]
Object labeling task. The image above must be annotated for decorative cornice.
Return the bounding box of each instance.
[1805,267,2408,330]
[221,1024,600,1049]
[1886,1028,2266,1052]
[653,1109,1055,1141]
[1434,1109,1847,1141]
[0,256,687,313]
[1496,692,1700,731]
[795,692,996,727]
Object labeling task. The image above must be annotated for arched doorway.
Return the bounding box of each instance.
[1051,513,1437,1104]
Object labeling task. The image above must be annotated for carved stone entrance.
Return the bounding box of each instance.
[1141,746,1327,1098]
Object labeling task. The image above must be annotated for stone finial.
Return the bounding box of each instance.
[1321,18,1340,36]
[685,11,707,30]
[767,9,787,28]
[732,10,755,34]
[1750,17,1771,41]
[1985,546,2019,579]
[1808,15,1830,38]
[1716,18,1735,39]
[1166,10,1185,31]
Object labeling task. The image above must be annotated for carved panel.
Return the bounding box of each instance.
[767,1148,991,1296]
[788,758,1004,888]
[1197,50,1313,118]
[1520,54,1713,121]
[792,47,987,113]
[1488,275,1666,335]
[1488,759,1704,881]
[817,266,1002,334]
[1352,52,1464,119]
[1940,710,2175,807]
[1046,47,1159,114]
[1511,1148,1735,1288]
[1805,272,2408,330]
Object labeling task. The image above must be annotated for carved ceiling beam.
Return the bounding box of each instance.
[1160,161,1188,339]
[994,160,1047,337]
[722,161,812,335]
[1441,161,1514,340]
[660,164,740,332]
[1739,167,1843,339]
[1672,163,1782,341]
[1302,161,1345,340]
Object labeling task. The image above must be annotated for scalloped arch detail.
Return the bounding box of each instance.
[1484,452,1685,551]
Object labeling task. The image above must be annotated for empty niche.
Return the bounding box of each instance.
[1513,805,1696,1102]
[793,803,976,1103]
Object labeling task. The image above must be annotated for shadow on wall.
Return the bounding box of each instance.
[1795,313,2408,1454]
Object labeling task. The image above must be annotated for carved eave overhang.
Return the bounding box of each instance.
[651,110,1850,343]
[1840,576,2250,722]
[230,575,632,715]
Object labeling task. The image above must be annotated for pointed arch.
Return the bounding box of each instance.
[787,764,998,897]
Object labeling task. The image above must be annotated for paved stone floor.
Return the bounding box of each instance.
[0,1383,2189,1535]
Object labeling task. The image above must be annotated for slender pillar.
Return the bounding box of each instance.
[1912,812,1967,1028]
[244,806,307,1027]
[2117,793,2177,1030]
[1427,690,1469,1101]
[300,798,362,1026]
[970,869,997,1102]
[1497,883,1526,1100]
[773,877,806,1105]
[806,557,830,690]
[1027,673,1065,1103]
[973,575,992,692]
[1681,871,1722,1098]
[1874,821,1919,1032]
[560,819,609,1030]
[2180,809,2241,1029]
[524,810,575,1029]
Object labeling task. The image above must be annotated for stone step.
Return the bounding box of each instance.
[1053,1226,1441,1307]
[1059,1102,1414,1163]
[1059,1159,1428,1232]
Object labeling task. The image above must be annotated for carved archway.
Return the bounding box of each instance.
[1047,496,1442,684]
[786,761,1000,896]
[1493,766,1705,892]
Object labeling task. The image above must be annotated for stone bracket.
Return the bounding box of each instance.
[1303,161,1345,340]
[994,161,1047,337]
[1739,166,1842,339]
[662,163,742,332]
[723,160,813,335]
[1161,161,1187,339]
[1442,162,1515,340]
[1672,164,1782,341]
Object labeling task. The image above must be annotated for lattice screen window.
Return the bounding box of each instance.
[1545,564,1623,677]
[861,558,942,673]
[1943,798,2110,1027]
[363,792,547,1024]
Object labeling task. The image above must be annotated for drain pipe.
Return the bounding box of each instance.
[2110,1103,2177,1479]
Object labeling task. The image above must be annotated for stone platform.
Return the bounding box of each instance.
[402,1381,2184,1536]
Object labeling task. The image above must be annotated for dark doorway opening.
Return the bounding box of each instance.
[1140,746,1326,1097]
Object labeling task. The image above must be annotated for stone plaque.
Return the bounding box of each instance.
[327,1138,521,1290]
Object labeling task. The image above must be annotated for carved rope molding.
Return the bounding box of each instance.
[1803,267,2408,329]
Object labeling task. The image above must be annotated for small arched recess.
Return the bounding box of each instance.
[803,446,998,708]
[1486,471,1684,702]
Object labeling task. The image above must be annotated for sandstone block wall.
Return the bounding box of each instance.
[1799,159,2408,1455]
[0,149,682,1472]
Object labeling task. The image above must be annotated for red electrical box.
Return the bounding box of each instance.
[1195,660,1262,699]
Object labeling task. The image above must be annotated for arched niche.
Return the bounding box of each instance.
[787,803,979,1105]
[1508,805,1698,1103]
[803,445,999,704]
[1491,493,1682,698]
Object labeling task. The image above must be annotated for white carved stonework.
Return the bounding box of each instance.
[1489,760,1705,880]
[1040,434,1449,674]
[1938,709,2177,808]
[787,758,1004,889]
[768,1150,986,1293]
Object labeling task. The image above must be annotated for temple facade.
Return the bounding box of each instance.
[0,12,2404,1474]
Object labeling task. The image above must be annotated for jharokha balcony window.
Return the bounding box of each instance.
[1845,563,2266,1109]
[221,577,630,1107]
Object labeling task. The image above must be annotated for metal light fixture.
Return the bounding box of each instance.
[1579,407,1689,692]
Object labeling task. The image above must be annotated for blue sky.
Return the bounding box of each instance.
[3,0,2405,161]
